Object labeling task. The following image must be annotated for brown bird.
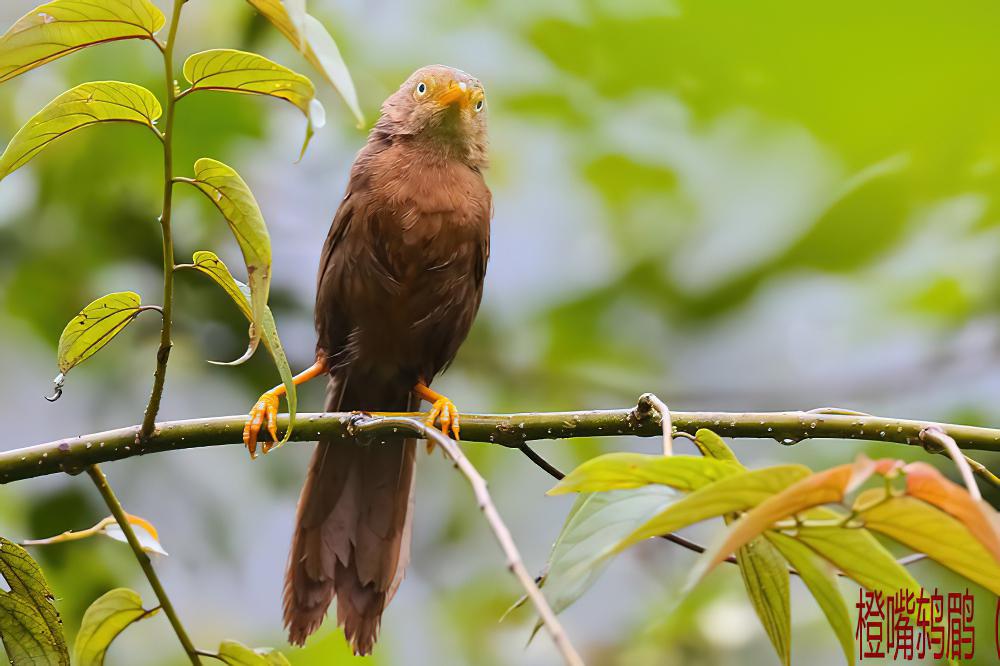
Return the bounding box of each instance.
[242,64,491,655]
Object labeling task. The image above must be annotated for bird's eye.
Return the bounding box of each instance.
[474,99,484,112]
[416,81,428,96]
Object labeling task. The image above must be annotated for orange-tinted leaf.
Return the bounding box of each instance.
[860,495,1000,594]
[903,462,1000,562]
[690,458,899,581]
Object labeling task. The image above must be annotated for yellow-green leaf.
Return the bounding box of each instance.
[0,81,161,180]
[0,0,164,84]
[183,251,296,443]
[74,588,158,666]
[614,465,811,552]
[767,532,854,666]
[182,49,317,117]
[186,160,271,366]
[56,291,144,376]
[736,537,790,666]
[245,0,363,126]
[795,521,919,594]
[0,593,66,665]
[549,453,743,495]
[182,49,323,157]
[693,428,741,464]
[0,537,68,664]
[187,251,252,320]
[859,494,1000,594]
[217,639,291,665]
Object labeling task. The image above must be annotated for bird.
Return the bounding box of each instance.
[241,64,491,655]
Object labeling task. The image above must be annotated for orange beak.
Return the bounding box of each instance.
[436,80,470,109]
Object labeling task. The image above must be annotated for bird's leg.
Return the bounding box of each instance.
[413,379,460,449]
[243,358,327,459]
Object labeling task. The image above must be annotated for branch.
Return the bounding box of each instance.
[87,464,201,664]
[353,416,583,666]
[7,396,1000,484]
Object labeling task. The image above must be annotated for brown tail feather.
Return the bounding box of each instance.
[283,384,417,654]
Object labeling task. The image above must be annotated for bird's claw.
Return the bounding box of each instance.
[424,396,460,452]
[243,392,280,460]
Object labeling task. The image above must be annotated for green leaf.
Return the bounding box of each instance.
[0,593,66,665]
[532,486,678,635]
[614,465,811,552]
[0,0,165,84]
[549,453,743,495]
[217,639,291,665]
[182,49,323,157]
[245,0,363,126]
[0,81,162,180]
[183,251,296,443]
[735,537,790,666]
[186,160,272,366]
[0,537,68,664]
[56,291,144,376]
[692,428,741,464]
[859,494,1000,594]
[73,588,158,666]
[767,532,854,666]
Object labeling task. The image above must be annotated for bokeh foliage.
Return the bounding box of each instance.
[1,0,1000,664]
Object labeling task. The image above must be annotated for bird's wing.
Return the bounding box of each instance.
[315,188,355,363]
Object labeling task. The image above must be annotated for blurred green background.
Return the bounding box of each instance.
[2,0,1000,663]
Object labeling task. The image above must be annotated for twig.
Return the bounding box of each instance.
[352,416,584,666]
[518,444,566,481]
[87,465,201,664]
[920,427,982,500]
[640,393,673,456]
[960,454,1000,489]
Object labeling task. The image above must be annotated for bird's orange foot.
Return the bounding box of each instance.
[243,392,280,460]
[424,395,460,451]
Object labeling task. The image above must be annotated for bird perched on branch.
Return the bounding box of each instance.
[242,65,491,654]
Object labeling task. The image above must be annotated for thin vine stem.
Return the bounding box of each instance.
[140,0,185,439]
[87,465,201,665]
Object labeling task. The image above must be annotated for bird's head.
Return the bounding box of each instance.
[373,65,488,166]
